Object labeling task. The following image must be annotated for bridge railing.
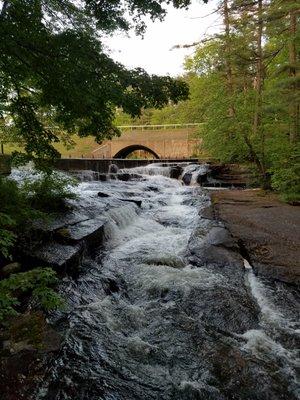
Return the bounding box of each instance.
[117,123,204,131]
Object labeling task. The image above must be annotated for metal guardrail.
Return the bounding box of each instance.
[117,123,204,131]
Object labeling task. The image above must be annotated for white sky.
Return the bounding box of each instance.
[104,0,221,77]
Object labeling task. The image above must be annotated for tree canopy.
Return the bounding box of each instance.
[115,0,299,200]
[0,0,207,168]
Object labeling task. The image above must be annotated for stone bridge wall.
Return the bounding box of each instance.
[91,127,201,159]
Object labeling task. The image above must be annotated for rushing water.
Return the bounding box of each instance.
[19,163,299,400]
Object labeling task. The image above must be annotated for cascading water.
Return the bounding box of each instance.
[18,163,298,400]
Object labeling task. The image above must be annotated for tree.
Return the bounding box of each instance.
[183,0,299,198]
[0,0,208,169]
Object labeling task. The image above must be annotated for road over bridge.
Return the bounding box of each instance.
[91,123,203,159]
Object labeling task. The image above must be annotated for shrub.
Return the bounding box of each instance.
[0,214,16,259]
[0,267,64,323]
[0,171,77,259]
[0,177,34,259]
[271,164,300,203]
[23,172,78,212]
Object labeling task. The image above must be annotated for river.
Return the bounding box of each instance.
[28,163,299,400]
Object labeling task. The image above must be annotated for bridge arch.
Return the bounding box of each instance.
[113,145,160,159]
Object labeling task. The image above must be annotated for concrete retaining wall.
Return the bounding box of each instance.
[55,158,198,173]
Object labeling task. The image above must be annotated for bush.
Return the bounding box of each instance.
[0,214,16,259]
[23,172,78,212]
[0,267,64,323]
[0,171,77,259]
[0,177,34,259]
[271,164,300,203]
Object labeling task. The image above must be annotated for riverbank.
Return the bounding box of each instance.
[211,189,300,285]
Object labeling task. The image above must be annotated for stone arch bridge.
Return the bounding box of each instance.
[91,124,203,159]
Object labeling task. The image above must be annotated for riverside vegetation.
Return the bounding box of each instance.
[116,0,300,202]
[0,173,77,324]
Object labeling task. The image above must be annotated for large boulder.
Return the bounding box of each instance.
[187,219,243,269]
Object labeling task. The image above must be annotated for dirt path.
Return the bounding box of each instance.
[211,189,300,285]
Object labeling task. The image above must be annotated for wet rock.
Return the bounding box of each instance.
[0,312,61,400]
[119,198,142,207]
[1,262,21,277]
[28,242,83,274]
[200,206,215,220]
[170,166,183,179]
[116,173,144,181]
[32,211,90,234]
[144,255,185,268]
[251,262,300,285]
[56,218,107,250]
[145,186,159,192]
[98,173,107,181]
[98,192,110,198]
[108,164,119,173]
[188,223,243,268]
[102,277,120,295]
[182,173,192,185]
[116,173,130,181]
[196,173,208,185]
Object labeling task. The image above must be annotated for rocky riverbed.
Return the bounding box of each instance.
[212,189,300,285]
[1,163,299,400]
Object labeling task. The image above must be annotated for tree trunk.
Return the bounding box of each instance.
[253,0,267,182]
[288,7,299,143]
[223,0,235,117]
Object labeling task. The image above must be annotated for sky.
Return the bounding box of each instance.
[104,0,221,77]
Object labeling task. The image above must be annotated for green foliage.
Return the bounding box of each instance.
[0,172,77,259]
[0,214,16,259]
[23,172,78,212]
[114,73,207,125]
[0,267,64,322]
[270,156,300,203]
[179,0,299,200]
[0,176,33,259]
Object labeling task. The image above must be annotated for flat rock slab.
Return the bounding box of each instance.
[28,242,83,273]
[56,218,108,248]
[33,211,90,233]
[212,189,300,285]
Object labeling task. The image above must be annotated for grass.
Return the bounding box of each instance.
[2,135,100,158]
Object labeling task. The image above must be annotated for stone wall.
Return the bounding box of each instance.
[0,155,11,175]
